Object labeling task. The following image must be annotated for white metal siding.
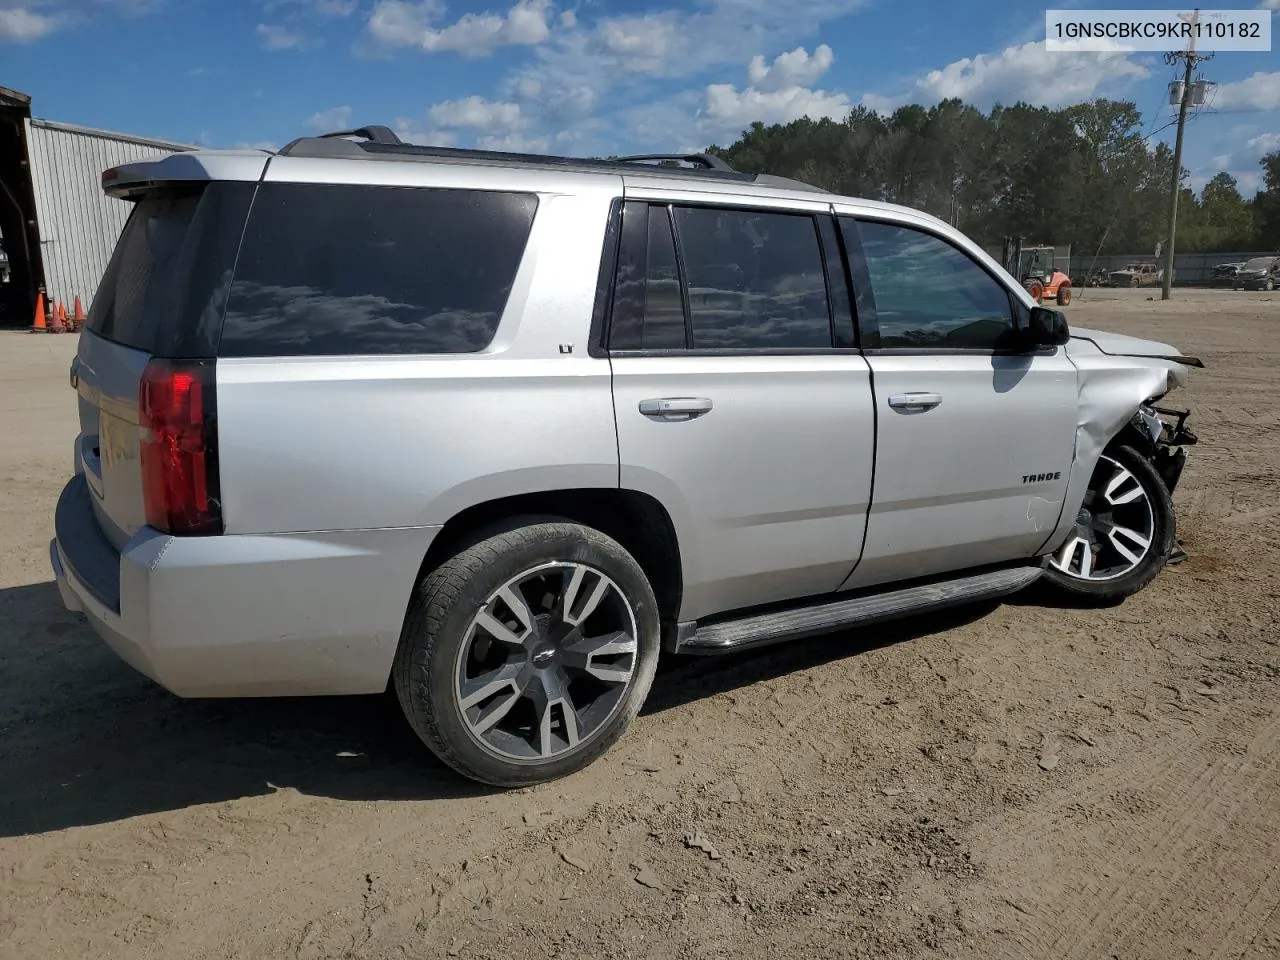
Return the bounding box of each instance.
[24,118,193,311]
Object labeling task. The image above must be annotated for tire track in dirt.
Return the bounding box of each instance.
[959,700,1280,960]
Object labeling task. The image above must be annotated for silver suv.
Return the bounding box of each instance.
[51,125,1203,786]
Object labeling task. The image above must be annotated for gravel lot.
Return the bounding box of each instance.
[1,287,1278,960]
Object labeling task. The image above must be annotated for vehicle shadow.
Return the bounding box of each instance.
[0,579,999,837]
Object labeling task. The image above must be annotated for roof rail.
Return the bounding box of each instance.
[265,125,829,192]
[614,153,735,172]
[276,124,404,157]
[316,125,403,145]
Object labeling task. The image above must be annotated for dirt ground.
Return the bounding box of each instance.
[1,287,1277,960]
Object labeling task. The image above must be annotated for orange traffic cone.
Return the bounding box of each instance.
[72,295,86,329]
[30,291,47,333]
[50,300,67,334]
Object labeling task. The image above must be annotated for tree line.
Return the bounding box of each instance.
[706,98,1280,256]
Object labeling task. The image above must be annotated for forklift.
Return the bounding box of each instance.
[1000,237,1073,306]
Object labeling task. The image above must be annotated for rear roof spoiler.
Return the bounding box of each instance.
[101,152,270,199]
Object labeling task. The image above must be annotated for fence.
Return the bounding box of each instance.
[986,247,1279,285]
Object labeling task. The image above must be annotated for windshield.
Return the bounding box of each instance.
[1242,257,1275,271]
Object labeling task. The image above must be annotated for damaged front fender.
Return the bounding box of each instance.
[1038,342,1198,557]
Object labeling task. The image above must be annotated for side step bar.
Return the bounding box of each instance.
[677,565,1042,655]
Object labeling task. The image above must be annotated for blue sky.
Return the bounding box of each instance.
[2,0,1279,193]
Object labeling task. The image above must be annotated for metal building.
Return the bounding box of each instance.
[0,86,192,328]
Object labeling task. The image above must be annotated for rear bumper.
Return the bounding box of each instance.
[51,474,439,697]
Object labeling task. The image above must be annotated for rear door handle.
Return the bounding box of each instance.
[638,397,713,421]
[888,392,943,411]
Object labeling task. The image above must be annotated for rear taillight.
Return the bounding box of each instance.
[139,359,222,536]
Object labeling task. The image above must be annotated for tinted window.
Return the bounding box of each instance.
[87,183,255,357]
[219,183,537,357]
[674,206,831,350]
[852,220,1015,350]
[608,202,687,350]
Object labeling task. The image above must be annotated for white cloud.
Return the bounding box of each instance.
[233,140,282,151]
[305,105,354,131]
[428,96,524,132]
[366,0,552,57]
[0,0,167,42]
[1195,131,1278,194]
[702,83,850,132]
[256,22,308,49]
[0,8,60,41]
[1247,132,1280,152]
[500,0,864,142]
[595,13,681,73]
[858,92,899,115]
[476,132,552,153]
[747,44,834,93]
[391,117,459,146]
[907,41,1148,109]
[1213,72,1280,112]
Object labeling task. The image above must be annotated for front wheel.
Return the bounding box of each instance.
[1043,444,1176,604]
[393,518,661,787]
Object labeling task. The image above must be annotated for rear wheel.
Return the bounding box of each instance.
[393,518,660,787]
[1043,444,1175,604]
[1056,284,1072,306]
[1266,279,1275,292]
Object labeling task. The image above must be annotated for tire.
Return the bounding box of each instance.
[1056,284,1072,306]
[1043,444,1176,605]
[393,516,661,787]
[1266,279,1275,292]
[1026,280,1044,301]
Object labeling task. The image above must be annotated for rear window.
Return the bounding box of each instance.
[218,183,538,357]
[87,183,254,357]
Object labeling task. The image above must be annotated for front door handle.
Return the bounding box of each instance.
[888,392,943,411]
[638,397,713,421]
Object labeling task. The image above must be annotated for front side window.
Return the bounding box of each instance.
[850,220,1016,350]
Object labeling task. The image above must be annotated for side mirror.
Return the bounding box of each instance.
[1027,306,1070,347]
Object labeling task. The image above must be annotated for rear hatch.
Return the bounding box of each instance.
[73,164,259,549]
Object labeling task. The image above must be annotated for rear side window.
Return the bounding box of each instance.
[609,202,686,350]
[219,183,538,357]
[607,202,834,352]
[87,183,254,358]
[674,206,831,350]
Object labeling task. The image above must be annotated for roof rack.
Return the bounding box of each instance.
[316,125,403,145]
[614,153,735,172]
[271,124,827,193]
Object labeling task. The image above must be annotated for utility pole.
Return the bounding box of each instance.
[1162,9,1211,301]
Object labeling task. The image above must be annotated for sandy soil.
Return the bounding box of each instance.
[1,287,1278,960]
